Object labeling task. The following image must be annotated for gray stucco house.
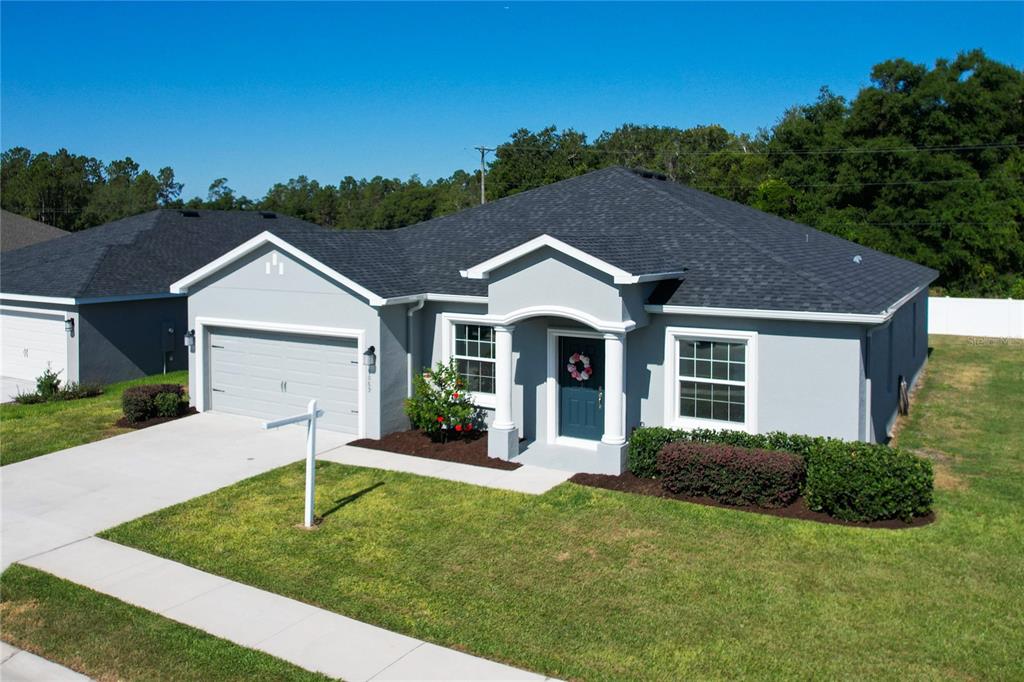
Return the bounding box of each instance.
[0,210,328,389]
[169,167,936,474]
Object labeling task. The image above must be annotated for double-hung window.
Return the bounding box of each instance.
[666,328,757,431]
[452,323,496,396]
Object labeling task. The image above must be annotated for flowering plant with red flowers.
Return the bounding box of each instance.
[404,359,482,442]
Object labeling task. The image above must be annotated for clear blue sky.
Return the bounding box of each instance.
[2,2,1022,200]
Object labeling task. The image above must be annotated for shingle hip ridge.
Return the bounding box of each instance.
[75,210,163,298]
[622,169,870,312]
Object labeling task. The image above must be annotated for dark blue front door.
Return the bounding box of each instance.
[558,336,604,440]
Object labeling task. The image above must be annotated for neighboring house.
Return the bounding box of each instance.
[169,167,937,474]
[0,210,328,387]
[0,210,69,252]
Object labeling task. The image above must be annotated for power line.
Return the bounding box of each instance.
[489,141,1024,158]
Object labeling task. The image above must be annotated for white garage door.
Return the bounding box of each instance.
[208,328,360,434]
[0,309,69,381]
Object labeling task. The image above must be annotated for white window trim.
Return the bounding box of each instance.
[663,326,758,434]
[439,312,497,409]
[194,316,367,438]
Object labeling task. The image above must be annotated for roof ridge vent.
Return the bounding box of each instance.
[259,211,277,219]
[179,210,200,218]
[631,167,667,181]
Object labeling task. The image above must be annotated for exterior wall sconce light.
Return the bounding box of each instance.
[64,318,75,335]
[184,329,196,352]
[363,345,376,367]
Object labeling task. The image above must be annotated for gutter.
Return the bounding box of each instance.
[645,285,926,325]
[406,298,426,397]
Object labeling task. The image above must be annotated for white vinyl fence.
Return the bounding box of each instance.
[929,296,1024,339]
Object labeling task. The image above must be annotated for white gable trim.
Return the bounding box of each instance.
[460,234,682,285]
[169,231,386,306]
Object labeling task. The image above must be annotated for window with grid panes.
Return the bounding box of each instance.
[452,324,495,394]
[677,338,747,423]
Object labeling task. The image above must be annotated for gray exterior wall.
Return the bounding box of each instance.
[78,298,187,384]
[184,244,385,437]
[629,314,866,441]
[865,289,929,441]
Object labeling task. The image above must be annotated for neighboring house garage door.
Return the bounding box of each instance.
[207,328,360,434]
[1,309,68,381]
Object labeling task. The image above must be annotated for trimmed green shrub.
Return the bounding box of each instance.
[12,375,103,404]
[60,382,103,400]
[404,359,481,441]
[153,392,183,418]
[804,441,933,522]
[12,391,46,405]
[35,368,63,399]
[122,384,184,424]
[657,441,805,507]
[629,426,934,522]
[628,427,680,478]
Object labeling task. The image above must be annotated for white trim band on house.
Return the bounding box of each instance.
[663,326,759,434]
[192,316,367,438]
[169,232,387,306]
[459,234,685,285]
[646,285,925,325]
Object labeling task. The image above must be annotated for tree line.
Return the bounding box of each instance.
[2,50,1021,297]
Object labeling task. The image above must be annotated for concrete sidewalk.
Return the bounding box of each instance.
[22,538,549,681]
[1,412,355,570]
[321,445,573,494]
[1,641,92,681]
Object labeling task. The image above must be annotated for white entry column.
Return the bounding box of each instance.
[493,324,516,430]
[601,332,626,446]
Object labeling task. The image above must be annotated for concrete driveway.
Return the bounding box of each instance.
[1,412,354,570]
[1,376,34,402]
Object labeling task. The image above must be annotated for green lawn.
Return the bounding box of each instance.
[101,337,1024,680]
[0,370,188,466]
[0,564,331,681]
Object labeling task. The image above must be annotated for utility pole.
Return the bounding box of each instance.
[474,146,495,205]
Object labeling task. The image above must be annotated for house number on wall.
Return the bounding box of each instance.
[265,252,285,276]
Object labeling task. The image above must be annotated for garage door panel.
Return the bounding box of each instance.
[1,310,69,381]
[208,328,360,434]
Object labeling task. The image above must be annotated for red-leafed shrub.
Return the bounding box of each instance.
[656,441,805,508]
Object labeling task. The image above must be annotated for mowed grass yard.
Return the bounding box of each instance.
[0,370,188,466]
[102,337,1024,680]
[0,565,330,682]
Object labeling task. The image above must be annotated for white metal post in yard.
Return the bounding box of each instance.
[262,399,325,528]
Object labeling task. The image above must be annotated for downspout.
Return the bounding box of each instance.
[406,298,426,397]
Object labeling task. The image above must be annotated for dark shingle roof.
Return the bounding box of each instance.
[0,210,329,299]
[1,168,938,315]
[0,210,69,252]
[327,166,934,313]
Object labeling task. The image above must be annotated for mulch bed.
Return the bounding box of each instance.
[349,429,521,470]
[569,471,935,529]
[115,407,198,430]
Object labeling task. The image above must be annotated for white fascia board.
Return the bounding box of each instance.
[646,304,888,324]
[0,293,77,306]
[460,234,640,284]
[646,285,925,325]
[380,293,489,306]
[169,231,387,306]
[1,291,187,306]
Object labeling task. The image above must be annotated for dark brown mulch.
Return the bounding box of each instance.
[349,429,522,470]
[569,471,935,529]
[115,407,198,430]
